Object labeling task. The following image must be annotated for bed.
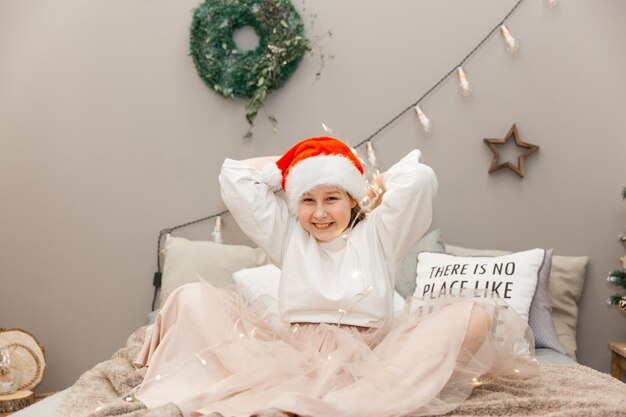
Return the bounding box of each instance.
[15,330,626,417]
[13,231,626,417]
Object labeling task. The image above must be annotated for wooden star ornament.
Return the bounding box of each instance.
[483,124,539,178]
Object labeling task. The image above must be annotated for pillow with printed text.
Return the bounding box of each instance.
[413,248,546,321]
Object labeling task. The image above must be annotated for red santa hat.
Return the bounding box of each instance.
[260,136,368,214]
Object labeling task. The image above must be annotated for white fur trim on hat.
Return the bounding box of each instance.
[259,162,282,191]
[285,154,368,214]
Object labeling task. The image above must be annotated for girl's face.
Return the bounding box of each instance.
[298,185,358,242]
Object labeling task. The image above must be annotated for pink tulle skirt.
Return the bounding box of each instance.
[134,282,537,417]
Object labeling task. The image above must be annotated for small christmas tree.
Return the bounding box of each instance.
[607,186,626,313]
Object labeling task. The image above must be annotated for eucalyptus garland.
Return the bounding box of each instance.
[190,0,309,137]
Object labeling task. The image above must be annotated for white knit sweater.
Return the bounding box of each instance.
[219,150,438,327]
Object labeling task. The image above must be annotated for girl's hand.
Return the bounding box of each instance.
[368,173,386,209]
[242,156,281,171]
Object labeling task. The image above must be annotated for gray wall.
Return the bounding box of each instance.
[1,0,625,392]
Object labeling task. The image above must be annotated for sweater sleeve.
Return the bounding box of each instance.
[368,149,438,265]
[219,158,291,266]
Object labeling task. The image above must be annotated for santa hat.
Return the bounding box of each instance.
[260,137,368,214]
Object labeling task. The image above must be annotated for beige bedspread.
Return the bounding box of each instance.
[55,326,626,417]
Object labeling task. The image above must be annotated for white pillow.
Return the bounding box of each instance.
[232,264,283,299]
[233,265,407,313]
[413,249,545,321]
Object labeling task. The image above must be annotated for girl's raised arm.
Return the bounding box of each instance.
[368,149,438,266]
[219,157,291,266]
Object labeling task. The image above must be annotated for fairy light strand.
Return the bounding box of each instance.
[151,0,529,309]
[353,0,526,148]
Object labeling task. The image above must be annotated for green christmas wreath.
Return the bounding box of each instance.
[190,0,309,136]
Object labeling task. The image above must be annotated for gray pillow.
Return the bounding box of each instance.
[528,248,567,354]
[395,229,445,298]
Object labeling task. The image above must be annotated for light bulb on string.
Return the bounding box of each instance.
[456,67,473,97]
[160,233,171,258]
[544,0,558,8]
[321,122,365,165]
[211,216,223,244]
[364,141,380,185]
[414,105,433,134]
[321,123,334,134]
[366,141,378,168]
[196,354,207,366]
[350,146,366,166]
[500,25,520,54]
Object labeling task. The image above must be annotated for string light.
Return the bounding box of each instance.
[364,141,381,192]
[211,216,223,244]
[545,0,558,8]
[365,141,378,168]
[500,25,520,54]
[350,147,366,166]
[414,105,433,135]
[456,66,473,97]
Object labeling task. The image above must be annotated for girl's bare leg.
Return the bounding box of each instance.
[458,304,492,364]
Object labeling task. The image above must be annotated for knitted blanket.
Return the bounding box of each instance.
[54,326,626,417]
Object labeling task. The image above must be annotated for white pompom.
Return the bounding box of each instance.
[259,163,282,190]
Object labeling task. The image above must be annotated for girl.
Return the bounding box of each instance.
[134,137,536,417]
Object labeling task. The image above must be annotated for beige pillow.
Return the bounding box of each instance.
[445,244,588,360]
[160,235,269,307]
[549,255,589,360]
